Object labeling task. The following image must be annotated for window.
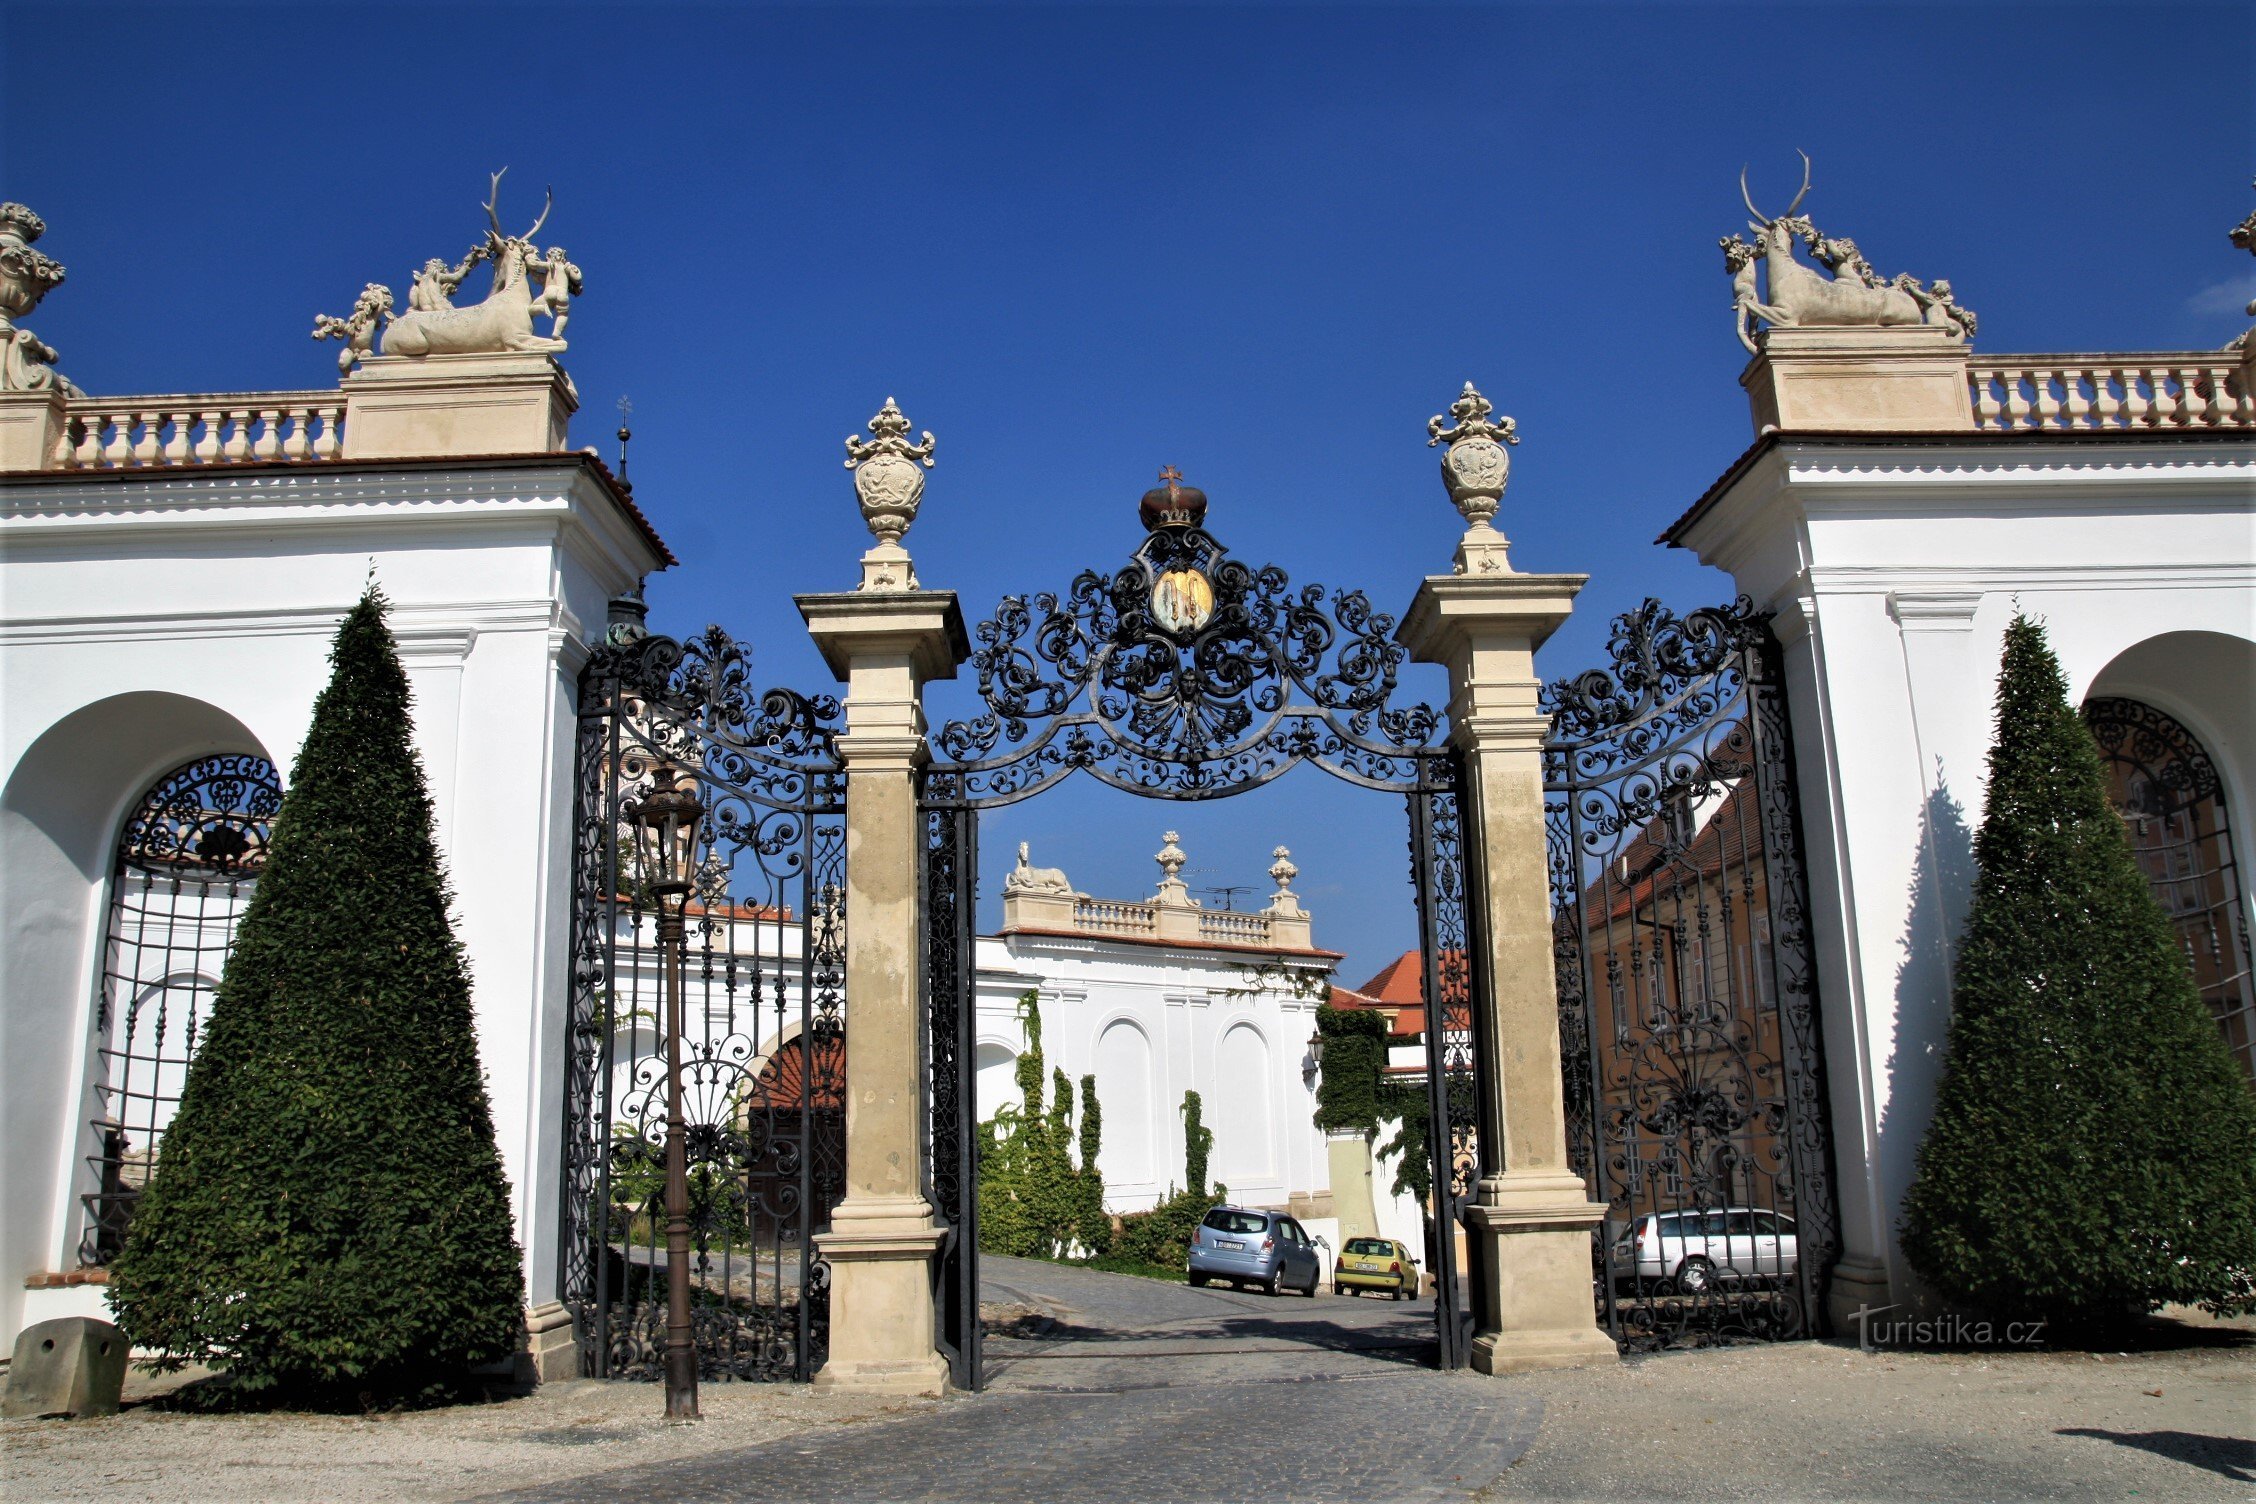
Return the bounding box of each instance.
[1203,1210,1267,1235]
[2085,698,2255,1086]
[79,755,282,1266]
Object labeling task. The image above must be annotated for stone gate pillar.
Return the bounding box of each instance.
[795,399,968,1394]
[1398,384,1616,1375]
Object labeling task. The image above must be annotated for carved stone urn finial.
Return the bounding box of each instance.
[1427,381,1520,575]
[1153,830,1196,909]
[0,202,74,393]
[844,396,936,591]
[1265,845,1306,918]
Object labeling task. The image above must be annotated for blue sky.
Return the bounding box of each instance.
[8,3,2249,984]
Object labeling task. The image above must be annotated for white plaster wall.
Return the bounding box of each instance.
[0,461,660,1349]
[1672,436,2256,1315]
[972,933,1331,1214]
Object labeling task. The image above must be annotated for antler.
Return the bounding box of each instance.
[524,187,552,243]
[1783,149,1813,217]
[483,167,509,237]
[1740,164,1768,226]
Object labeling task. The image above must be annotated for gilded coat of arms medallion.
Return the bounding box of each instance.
[1151,567,1215,636]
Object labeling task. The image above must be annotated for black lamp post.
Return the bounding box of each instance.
[636,763,703,1421]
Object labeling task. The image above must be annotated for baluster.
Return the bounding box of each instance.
[128,409,162,465]
[220,407,252,460]
[2225,364,2255,427]
[54,414,84,468]
[1971,370,2002,429]
[2089,365,2122,429]
[73,413,102,467]
[2120,366,2153,427]
[281,404,312,460]
[2001,368,2033,430]
[163,410,194,463]
[2174,367,2210,426]
[2057,367,2091,429]
[2150,365,2185,426]
[2030,367,2062,429]
[250,406,282,460]
[101,411,134,466]
[193,407,223,463]
[312,402,343,459]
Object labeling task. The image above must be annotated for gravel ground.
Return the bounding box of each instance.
[1483,1309,2256,1502]
[1,1366,930,1504]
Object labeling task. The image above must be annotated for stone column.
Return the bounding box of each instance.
[1398,383,1616,1374]
[793,398,967,1394]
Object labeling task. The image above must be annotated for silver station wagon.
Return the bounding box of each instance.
[1187,1206,1324,1297]
[1612,1207,1799,1293]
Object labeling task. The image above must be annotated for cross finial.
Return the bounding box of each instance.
[1158,464,1182,490]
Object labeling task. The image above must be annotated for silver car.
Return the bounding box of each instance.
[1612,1207,1799,1293]
[1187,1206,1324,1296]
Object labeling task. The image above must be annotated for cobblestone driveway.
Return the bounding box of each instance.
[480,1256,1541,1503]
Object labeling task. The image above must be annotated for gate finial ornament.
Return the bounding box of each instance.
[845,396,936,591]
[1427,381,1519,576]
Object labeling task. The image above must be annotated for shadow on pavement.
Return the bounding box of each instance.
[2055,1428,2256,1483]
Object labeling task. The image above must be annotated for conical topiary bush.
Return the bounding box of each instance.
[106,587,524,1402]
[1899,615,2256,1331]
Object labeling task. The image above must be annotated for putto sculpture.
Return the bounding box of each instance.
[0,202,78,394]
[2230,178,2256,342]
[1723,152,1976,354]
[315,170,580,372]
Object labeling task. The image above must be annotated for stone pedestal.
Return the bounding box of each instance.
[797,588,970,1394]
[1399,570,1617,1375]
[1742,325,1974,435]
[341,351,578,459]
[0,388,67,472]
[4,1317,127,1419]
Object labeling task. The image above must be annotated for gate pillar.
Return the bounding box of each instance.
[798,589,969,1394]
[1401,570,1617,1374]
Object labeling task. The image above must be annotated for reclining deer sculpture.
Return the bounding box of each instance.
[1723,152,1973,354]
[315,170,575,370]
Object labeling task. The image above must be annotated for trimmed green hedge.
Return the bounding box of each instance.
[106,589,524,1403]
[1900,616,2256,1330]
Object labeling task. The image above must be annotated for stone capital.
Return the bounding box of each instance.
[1741,324,1973,436]
[795,590,969,687]
[340,350,578,459]
[1398,572,1584,744]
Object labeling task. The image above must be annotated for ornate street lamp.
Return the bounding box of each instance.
[635,762,703,1421]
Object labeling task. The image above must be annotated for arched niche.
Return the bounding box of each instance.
[1092,1019,1155,1189]
[0,693,274,1330]
[1213,1022,1275,1184]
[2084,632,2256,1085]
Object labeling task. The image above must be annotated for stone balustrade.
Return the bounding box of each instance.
[1198,909,1270,945]
[1071,898,1159,937]
[52,394,347,469]
[1968,353,2253,432]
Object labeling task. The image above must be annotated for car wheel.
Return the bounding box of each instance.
[1265,1267,1284,1297]
[1188,1272,1208,1288]
[1675,1256,1716,1295]
[1304,1272,1320,1297]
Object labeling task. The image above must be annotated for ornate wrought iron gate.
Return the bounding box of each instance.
[562,623,850,1381]
[1544,598,1839,1350]
[922,491,1480,1389]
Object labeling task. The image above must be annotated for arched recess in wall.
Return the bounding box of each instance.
[2085,631,2256,1086]
[973,1041,1019,1123]
[0,692,277,1280]
[1093,1019,1155,1188]
[1214,1022,1274,1184]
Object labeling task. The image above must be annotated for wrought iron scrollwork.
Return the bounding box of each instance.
[1545,597,1839,1353]
[936,523,1446,805]
[80,755,285,1267]
[563,623,848,1384]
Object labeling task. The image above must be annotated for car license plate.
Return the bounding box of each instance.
[1218,1239,1244,1251]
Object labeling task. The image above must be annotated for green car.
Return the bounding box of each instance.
[1334,1236,1419,1299]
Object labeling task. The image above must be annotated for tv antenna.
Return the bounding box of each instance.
[1196,883,1257,911]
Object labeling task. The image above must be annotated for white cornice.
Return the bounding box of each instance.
[1813,561,2255,595]
[0,597,563,647]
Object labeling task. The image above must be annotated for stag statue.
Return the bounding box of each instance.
[1726,152,1974,353]
[315,170,578,372]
